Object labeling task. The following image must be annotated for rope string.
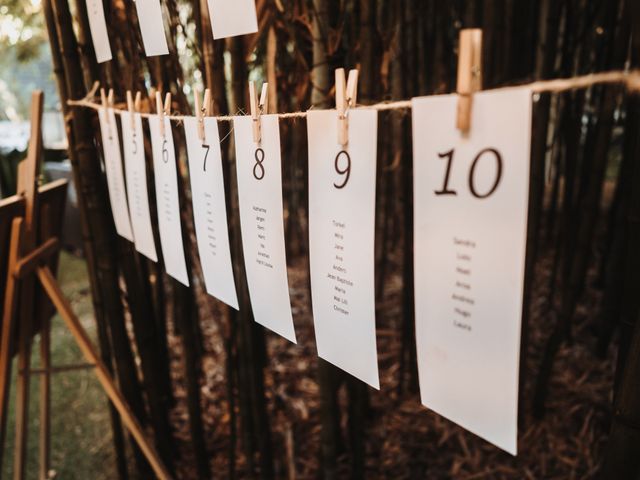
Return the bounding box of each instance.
[66,69,640,121]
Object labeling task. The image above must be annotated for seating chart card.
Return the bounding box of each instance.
[207,0,258,39]
[233,115,296,343]
[120,111,158,261]
[412,88,532,455]
[97,107,133,241]
[307,109,380,389]
[184,117,238,309]
[86,0,112,63]
[149,115,190,286]
[134,0,169,56]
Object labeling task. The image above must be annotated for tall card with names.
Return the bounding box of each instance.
[97,108,133,241]
[307,109,380,389]
[184,117,239,309]
[149,115,190,286]
[233,115,296,343]
[207,0,258,39]
[133,0,169,56]
[86,0,112,63]
[412,88,532,455]
[120,111,158,261]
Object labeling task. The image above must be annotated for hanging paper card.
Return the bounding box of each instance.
[149,115,190,286]
[97,108,133,241]
[120,111,158,261]
[184,117,238,309]
[412,88,532,455]
[86,0,112,63]
[233,115,296,342]
[307,109,380,389]
[133,0,169,56]
[207,0,258,39]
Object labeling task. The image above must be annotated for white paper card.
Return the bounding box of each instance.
[97,108,133,241]
[233,115,296,343]
[134,0,169,56]
[149,115,190,286]
[412,88,532,455]
[307,110,380,389]
[86,0,112,63]
[184,117,238,309]
[207,0,258,39]
[120,111,158,261]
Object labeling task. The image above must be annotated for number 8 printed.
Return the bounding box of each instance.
[253,148,265,180]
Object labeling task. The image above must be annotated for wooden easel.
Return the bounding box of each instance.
[0,91,172,479]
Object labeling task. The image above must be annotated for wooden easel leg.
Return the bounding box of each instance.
[39,316,51,480]
[13,284,34,480]
[0,218,24,473]
[35,266,172,480]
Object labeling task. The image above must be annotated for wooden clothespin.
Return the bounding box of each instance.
[456,29,482,133]
[194,88,212,143]
[149,87,157,107]
[155,91,171,137]
[126,90,136,128]
[100,87,109,118]
[335,68,359,146]
[249,81,268,143]
[101,88,115,139]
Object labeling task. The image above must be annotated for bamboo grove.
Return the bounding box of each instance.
[39,0,640,478]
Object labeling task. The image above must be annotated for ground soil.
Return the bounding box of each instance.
[167,240,615,479]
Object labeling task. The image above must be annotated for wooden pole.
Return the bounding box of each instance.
[13,91,44,480]
[38,311,51,480]
[38,205,53,480]
[0,218,24,472]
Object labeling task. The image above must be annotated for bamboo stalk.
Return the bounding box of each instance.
[46,0,152,474]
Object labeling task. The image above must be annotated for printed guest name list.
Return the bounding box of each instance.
[412,88,532,455]
[234,115,296,342]
[307,109,380,390]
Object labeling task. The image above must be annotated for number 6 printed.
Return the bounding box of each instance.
[162,139,169,164]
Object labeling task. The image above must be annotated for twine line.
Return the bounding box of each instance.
[66,69,640,122]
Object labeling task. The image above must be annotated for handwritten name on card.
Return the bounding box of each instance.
[134,0,169,56]
[307,109,380,389]
[207,0,258,39]
[184,117,238,309]
[86,0,112,63]
[412,88,532,455]
[233,115,296,343]
[120,111,158,261]
[149,115,190,286]
[97,108,133,241]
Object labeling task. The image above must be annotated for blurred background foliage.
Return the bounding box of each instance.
[0,0,59,119]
